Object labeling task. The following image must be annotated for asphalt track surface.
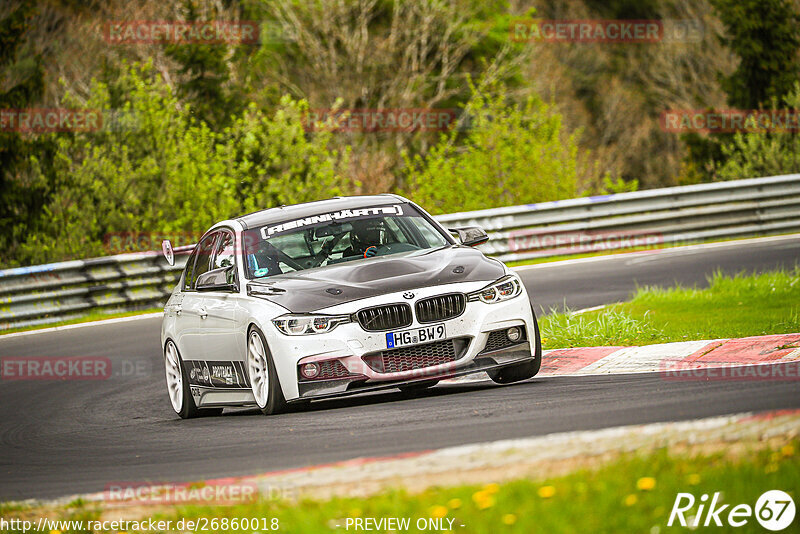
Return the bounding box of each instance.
[1,236,799,501]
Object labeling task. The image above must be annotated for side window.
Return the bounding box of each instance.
[185,233,218,290]
[213,231,236,270]
[212,231,238,285]
[183,249,198,291]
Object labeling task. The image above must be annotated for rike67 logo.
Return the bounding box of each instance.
[669,490,795,531]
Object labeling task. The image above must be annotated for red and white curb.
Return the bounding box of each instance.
[450,333,800,383]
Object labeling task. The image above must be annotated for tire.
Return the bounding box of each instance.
[487,307,542,384]
[246,326,288,415]
[398,380,439,394]
[164,340,223,419]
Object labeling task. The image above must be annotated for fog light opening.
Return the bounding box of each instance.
[300,362,320,379]
[506,326,522,342]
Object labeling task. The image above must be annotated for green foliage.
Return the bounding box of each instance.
[540,268,800,349]
[540,309,665,349]
[0,3,50,266]
[715,84,800,180]
[226,99,351,213]
[683,0,800,182]
[163,0,246,128]
[402,82,580,214]
[598,175,638,195]
[149,441,799,534]
[710,0,800,109]
[13,62,351,266]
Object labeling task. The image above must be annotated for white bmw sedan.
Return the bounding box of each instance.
[161,195,541,418]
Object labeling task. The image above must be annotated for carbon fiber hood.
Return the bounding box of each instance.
[248,246,505,313]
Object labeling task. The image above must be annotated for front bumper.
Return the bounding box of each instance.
[293,340,533,401]
[264,280,536,400]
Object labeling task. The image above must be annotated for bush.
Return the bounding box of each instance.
[14,62,350,266]
[402,82,581,214]
[715,83,800,180]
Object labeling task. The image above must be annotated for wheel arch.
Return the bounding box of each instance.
[245,321,299,402]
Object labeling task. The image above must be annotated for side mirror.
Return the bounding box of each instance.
[196,265,238,292]
[162,239,175,266]
[450,226,489,247]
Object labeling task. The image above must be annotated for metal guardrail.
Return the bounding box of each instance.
[2,174,799,331]
[438,173,800,262]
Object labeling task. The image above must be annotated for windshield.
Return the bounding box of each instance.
[242,203,450,279]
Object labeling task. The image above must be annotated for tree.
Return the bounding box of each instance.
[402,81,583,214]
[249,0,523,193]
[715,83,800,180]
[162,0,248,128]
[682,0,800,182]
[14,62,351,266]
[710,0,800,109]
[0,3,49,265]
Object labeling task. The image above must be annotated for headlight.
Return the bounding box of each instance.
[468,275,523,303]
[272,314,351,335]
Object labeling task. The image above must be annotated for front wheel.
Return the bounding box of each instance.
[246,326,288,415]
[488,307,542,384]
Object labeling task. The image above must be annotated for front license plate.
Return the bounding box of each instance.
[386,323,446,349]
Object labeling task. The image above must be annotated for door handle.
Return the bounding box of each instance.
[199,307,207,319]
[175,306,182,316]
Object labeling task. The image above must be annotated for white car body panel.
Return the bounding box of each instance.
[160,197,539,411]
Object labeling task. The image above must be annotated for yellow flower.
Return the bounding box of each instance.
[472,490,495,510]
[537,485,556,498]
[781,444,795,457]
[624,494,638,507]
[447,498,462,509]
[429,505,448,518]
[484,483,500,494]
[50,531,61,534]
[637,477,656,491]
[348,508,362,518]
[502,514,517,525]
[765,464,779,474]
[687,474,701,485]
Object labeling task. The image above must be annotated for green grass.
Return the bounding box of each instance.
[0,307,163,336]
[12,439,787,534]
[540,269,800,349]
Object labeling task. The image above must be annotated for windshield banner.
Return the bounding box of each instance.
[259,204,405,239]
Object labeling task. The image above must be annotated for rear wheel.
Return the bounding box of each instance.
[247,326,288,415]
[164,340,222,419]
[488,307,542,384]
